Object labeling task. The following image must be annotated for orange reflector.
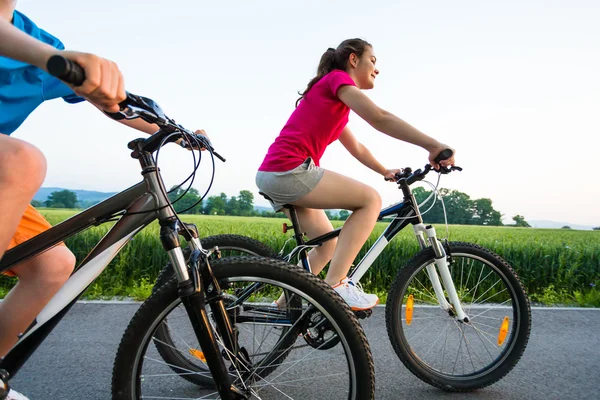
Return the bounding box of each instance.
[498,316,510,346]
[189,348,206,362]
[406,295,414,325]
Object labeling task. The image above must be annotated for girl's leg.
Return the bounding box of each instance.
[291,170,381,286]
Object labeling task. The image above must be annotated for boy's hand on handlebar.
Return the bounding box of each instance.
[383,168,402,182]
[429,145,456,170]
[178,129,210,151]
[59,50,126,113]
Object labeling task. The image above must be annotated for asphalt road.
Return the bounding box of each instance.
[7,304,600,400]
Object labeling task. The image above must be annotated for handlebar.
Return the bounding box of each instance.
[391,149,462,187]
[46,55,225,162]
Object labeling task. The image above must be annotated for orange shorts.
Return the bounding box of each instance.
[3,205,64,277]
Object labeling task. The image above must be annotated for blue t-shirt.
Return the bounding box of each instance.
[0,10,84,135]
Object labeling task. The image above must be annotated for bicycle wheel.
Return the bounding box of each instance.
[152,234,278,384]
[112,256,375,400]
[385,241,531,392]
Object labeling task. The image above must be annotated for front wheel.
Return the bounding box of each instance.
[112,257,375,399]
[151,234,278,385]
[385,241,531,392]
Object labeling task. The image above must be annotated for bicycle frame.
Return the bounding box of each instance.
[0,138,248,399]
[283,184,470,322]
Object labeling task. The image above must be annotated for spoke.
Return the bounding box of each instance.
[472,287,509,307]
[451,321,465,374]
[140,395,218,399]
[421,320,453,359]
[401,316,444,322]
[471,277,503,305]
[412,275,440,304]
[251,372,348,388]
[470,266,487,306]
[142,356,215,379]
[470,323,497,362]
[469,324,503,350]
[405,316,441,352]
[257,332,345,394]
[455,320,482,372]
[469,298,513,320]
[161,320,198,356]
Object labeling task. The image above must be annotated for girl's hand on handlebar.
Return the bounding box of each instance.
[383,168,402,182]
[429,145,456,170]
[59,50,126,112]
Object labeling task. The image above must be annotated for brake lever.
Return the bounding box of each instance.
[180,135,226,163]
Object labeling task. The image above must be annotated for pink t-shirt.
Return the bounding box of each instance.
[258,70,356,172]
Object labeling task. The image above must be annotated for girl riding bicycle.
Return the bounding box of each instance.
[256,38,456,310]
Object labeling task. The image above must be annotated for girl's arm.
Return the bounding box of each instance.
[339,127,399,180]
[337,85,455,168]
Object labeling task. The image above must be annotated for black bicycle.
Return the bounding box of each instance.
[0,56,375,400]
[156,152,532,392]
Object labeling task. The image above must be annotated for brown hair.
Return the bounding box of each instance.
[296,38,372,107]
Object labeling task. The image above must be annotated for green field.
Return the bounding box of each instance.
[1,210,599,306]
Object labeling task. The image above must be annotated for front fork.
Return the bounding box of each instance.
[160,219,249,400]
[413,224,470,323]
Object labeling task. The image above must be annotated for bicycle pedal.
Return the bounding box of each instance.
[354,309,373,319]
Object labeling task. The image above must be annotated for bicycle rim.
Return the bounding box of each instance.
[131,277,360,399]
[396,251,525,381]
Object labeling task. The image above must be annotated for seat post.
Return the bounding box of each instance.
[284,205,305,246]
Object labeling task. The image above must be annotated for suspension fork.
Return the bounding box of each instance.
[413,223,469,322]
[161,219,249,399]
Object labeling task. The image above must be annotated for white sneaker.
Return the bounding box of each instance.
[6,389,30,400]
[332,278,379,311]
[347,279,379,304]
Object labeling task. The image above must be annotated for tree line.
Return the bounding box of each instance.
[33,187,545,227]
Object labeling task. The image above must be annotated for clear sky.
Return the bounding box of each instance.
[12,0,600,226]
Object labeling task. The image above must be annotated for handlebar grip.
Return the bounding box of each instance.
[434,149,453,164]
[47,55,85,86]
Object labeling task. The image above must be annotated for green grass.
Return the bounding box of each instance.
[1,211,598,306]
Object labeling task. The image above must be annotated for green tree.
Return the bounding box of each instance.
[31,200,43,207]
[167,186,202,214]
[204,193,227,215]
[324,210,334,220]
[226,196,240,216]
[237,190,255,216]
[594,227,600,231]
[473,198,503,226]
[338,210,350,221]
[512,215,531,228]
[45,190,77,208]
[561,226,572,229]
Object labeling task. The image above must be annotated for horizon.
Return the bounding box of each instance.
[33,185,598,230]
[12,0,600,227]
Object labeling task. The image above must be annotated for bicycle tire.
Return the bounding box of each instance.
[385,241,531,392]
[112,256,375,400]
[151,234,278,385]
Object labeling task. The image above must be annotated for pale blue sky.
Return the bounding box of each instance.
[12,0,600,226]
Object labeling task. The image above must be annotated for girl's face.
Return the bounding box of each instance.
[349,46,379,90]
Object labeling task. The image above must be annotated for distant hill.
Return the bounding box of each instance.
[528,220,595,231]
[34,187,117,204]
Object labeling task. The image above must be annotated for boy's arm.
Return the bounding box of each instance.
[0,19,125,112]
[0,18,55,69]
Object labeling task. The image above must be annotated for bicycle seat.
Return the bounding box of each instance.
[258,192,295,210]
